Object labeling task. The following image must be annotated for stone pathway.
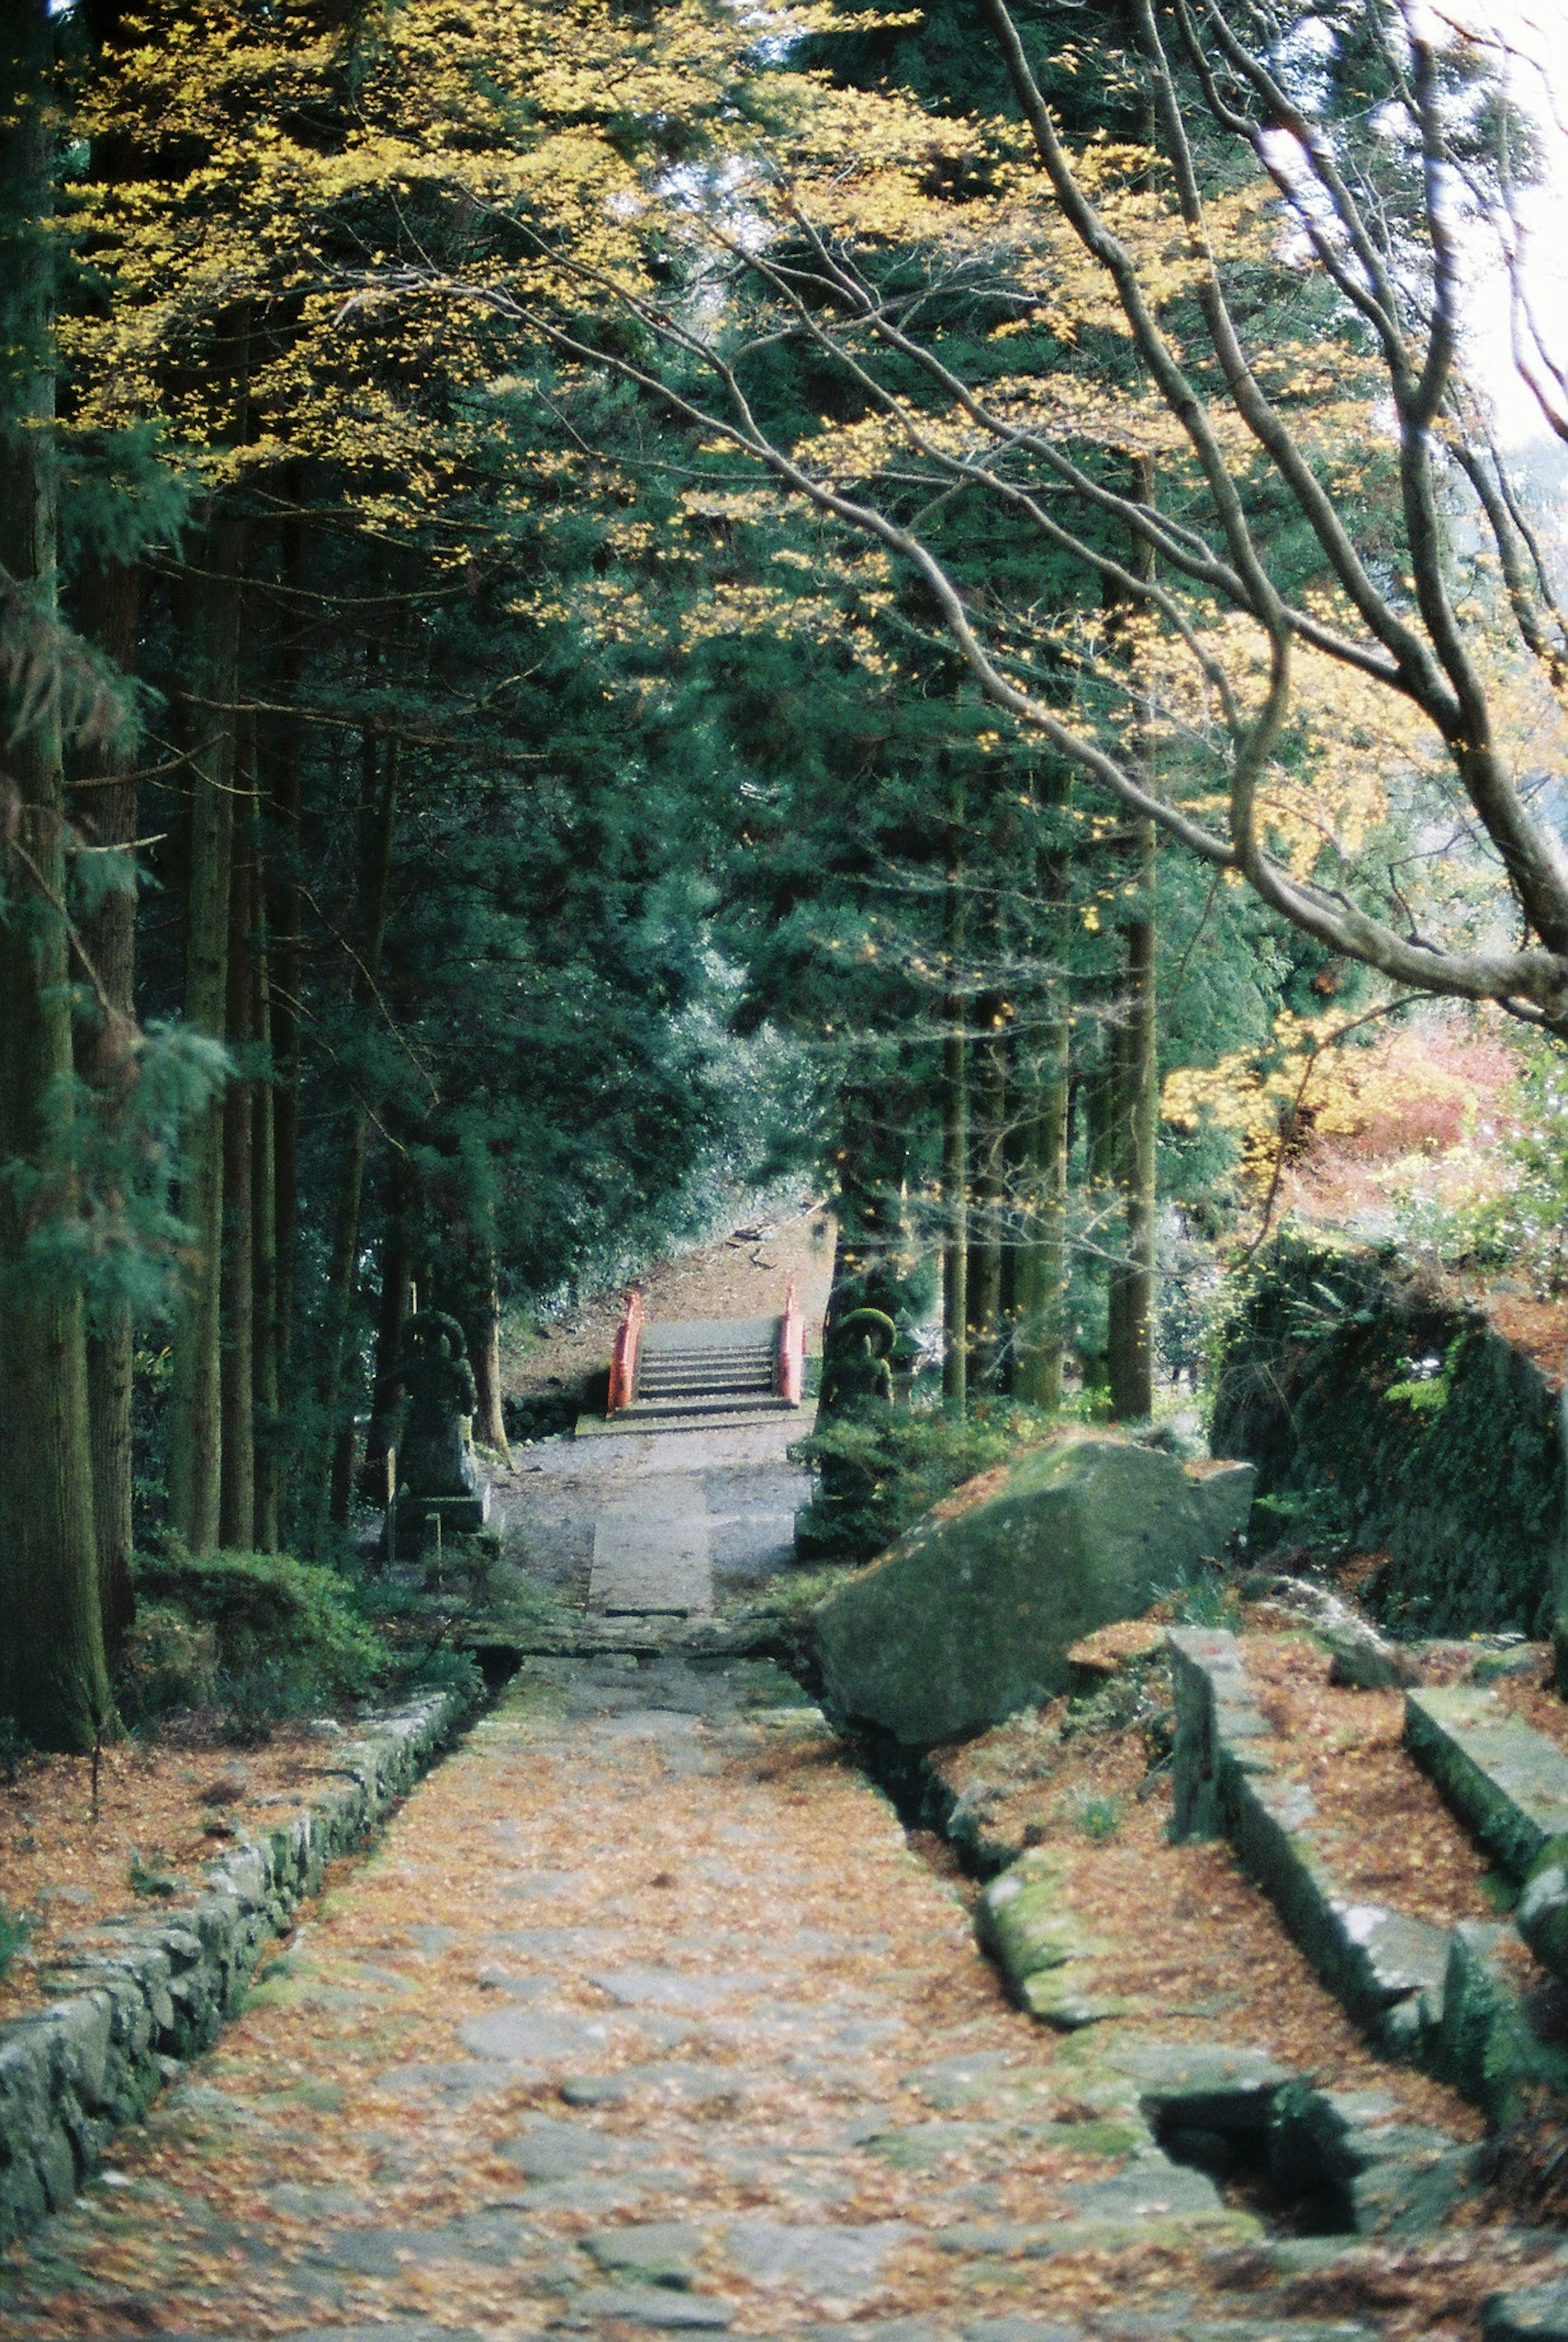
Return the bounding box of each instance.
[495,1419,810,1615]
[1,1649,1389,2342]
[7,1415,1566,2339]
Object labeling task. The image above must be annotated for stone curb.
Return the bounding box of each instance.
[1166,1629,1568,2128]
[1404,1686,1568,1885]
[1167,1627,1449,2048]
[974,1847,1477,2238]
[1403,1686,1568,2019]
[0,1684,472,2249]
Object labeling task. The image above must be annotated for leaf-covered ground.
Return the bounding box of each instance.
[5,1647,1568,2342]
[0,1724,354,2022]
[1237,1632,1505,1934]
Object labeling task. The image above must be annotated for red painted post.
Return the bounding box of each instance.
[778,1281,805,1406]
[608,1292,644,1413]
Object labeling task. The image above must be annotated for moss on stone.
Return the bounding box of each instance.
[813,1435,1253,1747]
[1213,1232,1563,1636]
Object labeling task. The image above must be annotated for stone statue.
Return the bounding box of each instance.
[820,1307,897,1416]
[394,1311,481,1494]
[386,1310,488,1550]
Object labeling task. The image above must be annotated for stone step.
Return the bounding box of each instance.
[640,1339,777,1357]
[636,1368,782,1386]
[626,1395,795,1421]
[574,1397,804,1438]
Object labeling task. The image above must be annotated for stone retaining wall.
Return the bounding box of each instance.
[1212,1230,1563,1638]
[0,1687,470,2249]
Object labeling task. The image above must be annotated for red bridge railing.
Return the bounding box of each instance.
[777,1280,805,1405]
[608,1291,644,1413]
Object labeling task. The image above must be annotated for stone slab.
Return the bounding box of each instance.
[720,2216,913,2302]
[590,1486,713,1615]
[1405,1687,1568,1880]
[584,2221,709,2285]
[639,1316,781,1356]
[571,2286,733,2329]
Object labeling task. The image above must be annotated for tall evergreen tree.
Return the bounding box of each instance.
[0,0,116,1749]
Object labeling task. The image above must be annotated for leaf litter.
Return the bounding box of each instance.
[0,1722,359,2021]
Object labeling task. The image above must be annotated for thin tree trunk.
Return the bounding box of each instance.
[267,519,305,1464]
[1083,1043,1118,1401]
[967,1012,1006,1393]
[317,705,400,1537]
[362,1152,415,1500]
[1015,802,1072,1410]
[75,553,140,1650]
[1107,823,1158,1419]
[1016,999,1070,1409]
[0,0,116,1747]
[942,773,969,1418]
[219,767,256,1548]
[167,519,243,1549]
[251,846,281,1551]
[452,1242,510,1460]
[323,1119,370,1533]
[1107,459,1159,1420]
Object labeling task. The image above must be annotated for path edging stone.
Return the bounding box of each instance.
[1167,1627,1568,2128]
[1404,1682,1568,2002]
[0,1684,471,2250]
[1167,1627,1449,2048]
[1404,1685,1568,1886]
[974,1844,1477,2237]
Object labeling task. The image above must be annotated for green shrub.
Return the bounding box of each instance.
[1155,1560,1242,1632]
[127,1847,181,1898]
[793,1400,1056,1564]
[130,1545,388,1721]
[117,1602,220,1721]
[404,1645,486,1705]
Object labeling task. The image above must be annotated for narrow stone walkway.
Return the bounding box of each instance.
[1,1649,1375,2342]
[494,1418,809,1615]
[588,1484,713,1616]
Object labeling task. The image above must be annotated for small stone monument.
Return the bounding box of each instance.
[385,1309,491,1555]
[820,1307,897,1416]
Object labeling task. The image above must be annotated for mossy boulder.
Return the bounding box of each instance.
[811,1433,1254,1747]
[1517,1834,1568,1979]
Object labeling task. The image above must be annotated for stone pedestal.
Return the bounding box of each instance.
[387,1481,491,1558]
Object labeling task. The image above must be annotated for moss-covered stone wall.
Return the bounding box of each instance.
[1211,1232,1564,1637]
